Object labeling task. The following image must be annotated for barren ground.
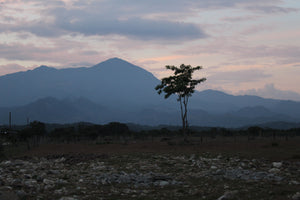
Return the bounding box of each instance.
[1,137,299,200]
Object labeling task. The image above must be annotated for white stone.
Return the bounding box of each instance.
[269,168,280,173]
[217,190,238,200]
[59,197,78,200]
[159,181,169,186]
[24,179,37,187]
[290,180,299,185]
[272,162,282,168]
[43,178,54,185]
[210,166,218,170]
[292,192,300,200]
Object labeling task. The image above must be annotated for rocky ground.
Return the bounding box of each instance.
[0,150,299,200]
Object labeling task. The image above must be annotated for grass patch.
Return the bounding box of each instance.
[271,142,279,147]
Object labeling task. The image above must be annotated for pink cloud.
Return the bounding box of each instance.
[0,42,108,66]
[221,15,259,22]
[237,83,300,101]
[0,63,32,75]
[139,55,187,63]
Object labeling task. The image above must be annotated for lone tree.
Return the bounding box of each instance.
[155,64,206,139]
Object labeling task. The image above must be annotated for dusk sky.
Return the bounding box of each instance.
[0,0,300,101]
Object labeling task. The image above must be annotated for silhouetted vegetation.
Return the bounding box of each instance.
[155,64,206,139]
[0,140,4,159]
[48,122,130,142]
[1,121,300,155]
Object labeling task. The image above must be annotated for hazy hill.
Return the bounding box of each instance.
[0,96,296,127]
[0,97,105,125]
[0,96,179,125]
[0,58,300,127]
[190,90,300,120]
[0,58,174,109]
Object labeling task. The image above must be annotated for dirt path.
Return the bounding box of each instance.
[18,137,300,161]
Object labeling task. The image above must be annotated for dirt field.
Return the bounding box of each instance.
[1,136,299,200]
[18,136,300,161]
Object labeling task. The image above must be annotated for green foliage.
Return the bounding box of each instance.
[271,142,279,147]
[155,64,206,138]
[104,122,130,135]
[0,141,4,159]
[155,64,206,100]
[49,122,130,142]
[29,121,46,136]
[50,127,76,140]
[247,126,262,134]
[20,121,46,140]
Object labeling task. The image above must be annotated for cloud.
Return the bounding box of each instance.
[139,55,187,63]
[0,23,63,38]
[246,5,299,14]
[0,0,299,80]
[221,15,259,22]
[88,0,287,13]
[207,69,271,85]
[176,38,300,68]
[65,61,95,68]
[233,45,300,63]
[240,24,274,35]
[0,42,105,64]
[0,1,208,41]
[0,63,30,76]
[0,43,52,61]
[237,83,300,101]
[102,0,297,14]
[50,8,207,41]
[1,0,293,41]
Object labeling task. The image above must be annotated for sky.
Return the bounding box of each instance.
[0,0,300,101]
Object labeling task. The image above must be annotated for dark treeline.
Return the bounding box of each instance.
[1,121,300,159]
[0,121,130,145]
[1,121,300,145]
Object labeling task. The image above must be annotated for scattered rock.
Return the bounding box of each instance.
[292,192,300,200]
[0,154,298,199]
[272,162,283,168]
[211,166,218,170]
[290,180,300,185]
[158,181,169,186]
[43,178,54,185]
[59,197,78,200]
[15,190,27,199]
[217,190,238,200]
[24,179,37,188]
[269,168,280,174]
[0,191,19,200]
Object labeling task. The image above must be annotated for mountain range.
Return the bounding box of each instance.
[0,58,300,128]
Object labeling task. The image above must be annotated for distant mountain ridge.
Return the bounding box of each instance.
[0,58,300,128]
[0,58,171,108]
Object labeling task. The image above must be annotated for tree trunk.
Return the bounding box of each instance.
[183,96,188,141]
[179,96,186,139]
[185,96,189,131]
[179,95,190,142]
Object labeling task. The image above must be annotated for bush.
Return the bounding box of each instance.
[271,142,279,147]
[0,139,5,159]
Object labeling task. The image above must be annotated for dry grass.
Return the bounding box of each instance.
[15,136,300,161]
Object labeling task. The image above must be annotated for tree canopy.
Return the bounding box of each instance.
[155,64,206,138]
[155,64,206,100]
